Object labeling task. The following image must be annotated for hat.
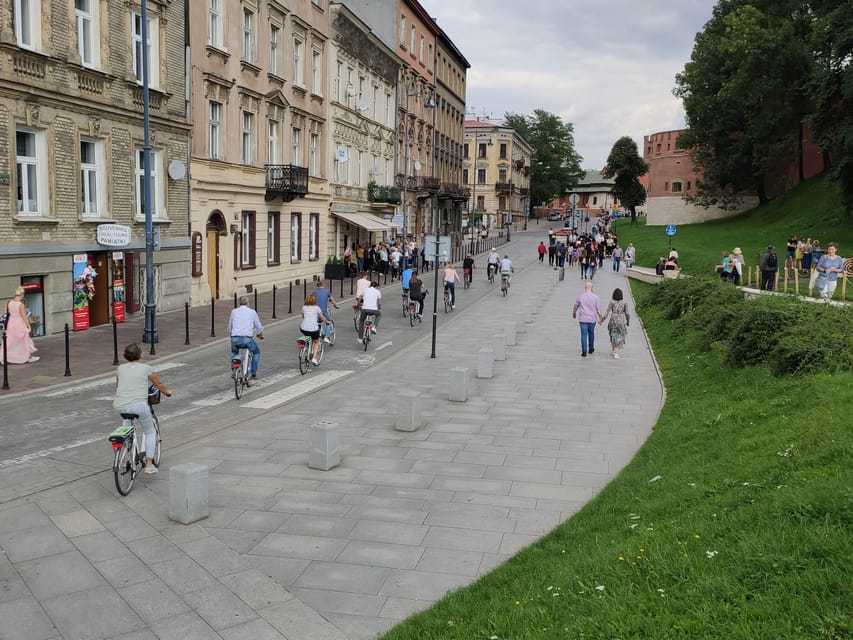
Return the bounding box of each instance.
[733,247,742,255]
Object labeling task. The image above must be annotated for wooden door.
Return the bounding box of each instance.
[206,230,219,299]
[89,252,110,326]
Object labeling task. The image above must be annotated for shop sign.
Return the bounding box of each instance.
[97,224,132,247]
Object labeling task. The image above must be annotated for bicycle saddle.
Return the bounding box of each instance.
[119,412,139,420]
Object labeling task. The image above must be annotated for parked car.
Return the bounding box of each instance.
[547,212,562,221]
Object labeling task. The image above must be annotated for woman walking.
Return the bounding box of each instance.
[599,288,631,358]
[1,286,39,364]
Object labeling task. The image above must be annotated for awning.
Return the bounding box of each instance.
[331,211,398,232]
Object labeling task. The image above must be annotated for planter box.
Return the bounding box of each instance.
[324,264,347,281]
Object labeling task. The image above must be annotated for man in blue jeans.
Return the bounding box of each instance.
[572,282,602,357]
[313,281,338,343]
[227,296,264,378]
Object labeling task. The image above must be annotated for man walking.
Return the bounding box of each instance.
[760,245,778,291]
[572,282,602,357]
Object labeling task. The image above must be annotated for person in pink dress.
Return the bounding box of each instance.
[1,286,39,364]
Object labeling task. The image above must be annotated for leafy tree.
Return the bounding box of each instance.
[674,0,814,206]
[503,110,584,209]
[808,0,853,211]
[603,136,648,221]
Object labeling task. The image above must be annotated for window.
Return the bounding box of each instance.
[499,143,507,159]
[267,119,279,164]
[475,195,484,210]
[463,143,469,158]
[462,168,468,186]
[14,0,41,50]
[291,127,301,166]
[76,0,99,67]
[80,138,106,218]
[309,213,319,260]
[293,39,304,87]
[269,25,280,75]
[410,25,416,52]
[671,181,682,193]
[208,0,223,49]
[131,12,160,87]
[208,101,222,159]
[428,43,433,71]
[309,133,319,177]
[400,13,406,47]
[311,50,321,94]
[16,128,47,215]
[385,92,392,126]
[334,61,342,102]
[477,168,486,185]
[499,168,507,182]
[290,213,302,262]
[242,111,254,164]
[498,195,506,210]
[241,211,256,267]
[242,7,255,63]
[592,196,598,205]
[267,212,280,265]
[686,181,691,190]
[419,35,424,63]
[134,148,164,219]
[477,142,487,158]
[664,181,669,191]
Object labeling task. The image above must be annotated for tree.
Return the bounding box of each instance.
[503,110,585,209]
[674,0,814,206]
[603,137,648,223]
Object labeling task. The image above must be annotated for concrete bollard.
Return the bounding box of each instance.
[492,334,506,361]
[529,296,539,314]
[558,267,565,281]
[449,367,470,402]
[523,304,533,323]
[309,421,341,470]
[395,391,424,432]
[515,311,526,333]
[477,348,494,379]
[169,463,209,525]
[504,321,517,346]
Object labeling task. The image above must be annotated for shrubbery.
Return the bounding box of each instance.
[639,277,853,376]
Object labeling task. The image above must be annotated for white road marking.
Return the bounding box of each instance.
[375,341,393,351]
[242,370,353,410]
[43,362,188,397]
[0,435,104,468]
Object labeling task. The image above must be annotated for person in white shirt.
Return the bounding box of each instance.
[357,281,382,341]
[355,271,371,303]
[443,263,461,307]
[226,296,264,378]
[487,249,501,280]
[499,255,514,285]
[300,293,329,366]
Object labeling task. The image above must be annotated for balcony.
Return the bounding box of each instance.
[265,165,308,202]
[394,173,417,191]
[495,181,513,194]
[518,186,529,197]
[368,184,402,204]
[418,176,440,192]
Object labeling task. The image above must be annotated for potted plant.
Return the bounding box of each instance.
[324,256,347,281]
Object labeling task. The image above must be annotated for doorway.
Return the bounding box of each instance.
[88,252,110,326]
[206,211,226,300]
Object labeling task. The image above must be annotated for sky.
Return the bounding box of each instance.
[425,0,719,170]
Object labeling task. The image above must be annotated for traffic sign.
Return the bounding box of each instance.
[569,193,580,205]
[665,225,677,236]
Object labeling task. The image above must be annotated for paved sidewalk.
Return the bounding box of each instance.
[0,236,665,640]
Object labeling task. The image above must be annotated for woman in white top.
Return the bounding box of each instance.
[443,263,461,307]
[300,293,329,365]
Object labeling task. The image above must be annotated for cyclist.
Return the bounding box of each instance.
[487,249,500,281]
[443,262,461,309]
[300,293,329,366]
[500,255,514,287]
[357,281,382,342]
[113,343,171,475]
[355,271,371,300]
[401,265,414,294]
[462,254,475,286]
[313,281,338,343]
[227,295,264,379]
[409,272,427,318]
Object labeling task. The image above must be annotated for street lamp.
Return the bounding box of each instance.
[400,83,434,266]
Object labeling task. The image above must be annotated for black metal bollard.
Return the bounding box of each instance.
[112,317,119,365]
[64,323,71,376]
[340,277,344,299]
[1,332,9,390]
[288,282,293,314]
[210,298,216,337]
[350,276,354,296]
[233,292,237,308]
[272,285,277,319]
[254,288,258,310]
[184,302,190,345]
[303,280,307,303]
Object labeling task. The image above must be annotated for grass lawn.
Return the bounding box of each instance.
[378,177,852,639]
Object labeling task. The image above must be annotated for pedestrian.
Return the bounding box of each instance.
[730,247,744,285]
[718,250,732,282]
[0,285,39,364]
[558,243,568,268]
[625,243,635,269]
[760,245,778,291]
[599,288,630,358]
[572,282,602,357]
[538,241,547,263]
[813,242,844,301]
[655,256,666,276]
[612,244,623,272]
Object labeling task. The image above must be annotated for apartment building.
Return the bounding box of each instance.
[326,2,400,257]
[0,0,190,335]
[188,0,330,304]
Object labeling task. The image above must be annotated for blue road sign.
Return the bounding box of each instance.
[665,225,677,236]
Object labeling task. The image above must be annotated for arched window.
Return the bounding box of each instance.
[671,181,682,193]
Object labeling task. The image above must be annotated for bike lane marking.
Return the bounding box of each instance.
[42,362,188,397]
[241,369,353,410]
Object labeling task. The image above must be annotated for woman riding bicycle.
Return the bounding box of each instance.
[300,293,329,366]
[113,343,171,475]
[409,272,427,317]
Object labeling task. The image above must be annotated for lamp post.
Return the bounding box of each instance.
[140,0,157,346]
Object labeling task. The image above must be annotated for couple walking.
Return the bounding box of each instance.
[571,282,630,358]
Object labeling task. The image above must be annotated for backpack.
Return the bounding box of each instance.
[766,252,777,269]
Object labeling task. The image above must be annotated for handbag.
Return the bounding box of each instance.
[0,304,8,331]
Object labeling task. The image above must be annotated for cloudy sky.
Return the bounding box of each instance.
[426,0,718,169]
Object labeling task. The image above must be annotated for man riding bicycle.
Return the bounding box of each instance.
[500,255,514,286]
[487,249,500,280]
[357,281,382,342]
[462,254,475,286]
[313,280,338,343]
[227,296,264,379]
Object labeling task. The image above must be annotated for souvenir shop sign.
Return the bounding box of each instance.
[97,224,132,247]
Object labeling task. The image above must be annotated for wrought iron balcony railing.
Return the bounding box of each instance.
[367,184,402,204]
[495,181,513,194]
[265,165,308,202]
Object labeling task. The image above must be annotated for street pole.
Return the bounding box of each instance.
[430,218,440,359]
[401,86,410,262]
[141,0,157,345]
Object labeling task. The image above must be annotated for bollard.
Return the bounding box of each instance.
[350,276,354,296]
[233,292,237,308]
[477,348,494,379]
[1,332,9,390]
[449,367,469,402]
[339,277,344,299]
[395,391,424,432]
[303,280,307,302]
[169,463,209,525]
[504,320,517,346]
[492,334,506,361]
[309,421,340,470]
[254,288,258,310]
[558,267,565,281]
[209,298,216,337]
[288,282,293,314]
[183,302,190,345]
[272,285,277,319]
[529,296,539,314]
[515,311,526,333]
[524,304,533,323]
[112,317,119,365]
[64,323,71,376]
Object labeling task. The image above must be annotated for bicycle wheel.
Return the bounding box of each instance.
[234,369,244,398]
[501,279,508,296]
[409,305,414,327]
[298,343,309,375]
[402,297,408,317]
[316,339,325,365]
[114,439,137,496]
[444,296,450,314]
[353,311,359,332]
[151,414,161,467]
[362,325,370,351]
[327,321,336,346]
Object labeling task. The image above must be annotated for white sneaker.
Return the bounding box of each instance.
[370,327,377,334]
[356,338,363,343]
[311,359,320,366]
[323,337,331,344]
[613,353,620,359]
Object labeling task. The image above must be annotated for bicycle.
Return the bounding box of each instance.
[401,291,410,317]
[501,272,510,296]
[361,313,376,351]
[487,263,497,284]
[443,286,452,313]
[463,268,472,289]
[352,302,361,332]
[231,345,253,399]
[297,331,324,375]
[407,293,425,327]
[108,387,165,496]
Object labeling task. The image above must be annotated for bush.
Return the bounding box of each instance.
[767,304,853,375]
